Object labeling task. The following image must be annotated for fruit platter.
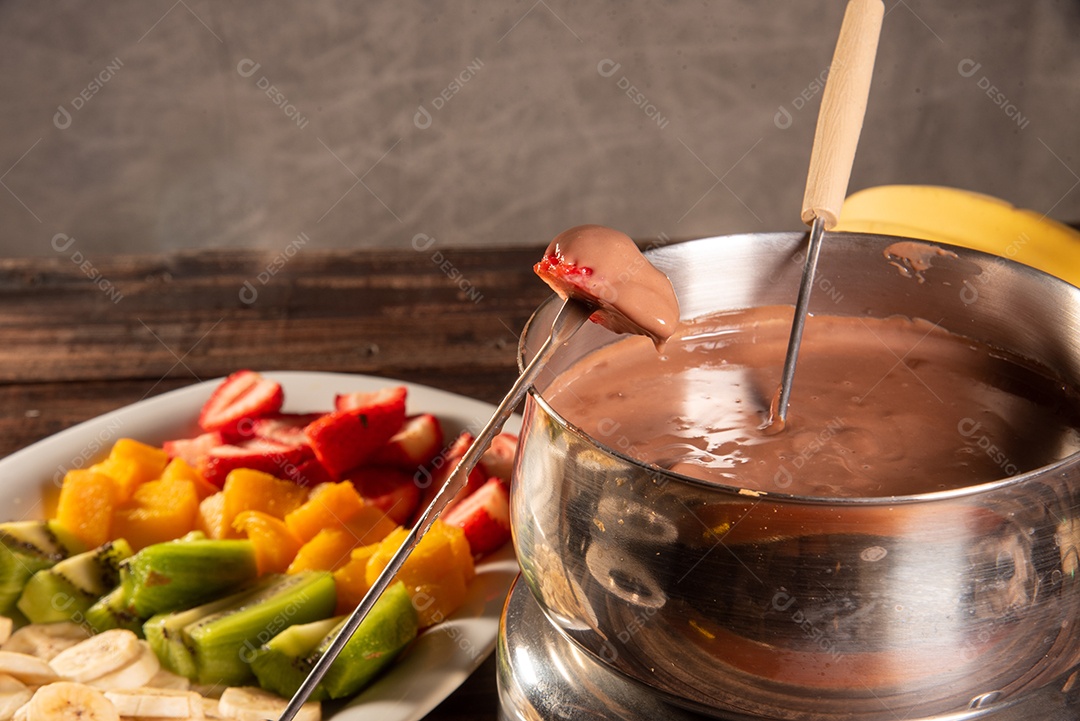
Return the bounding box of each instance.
[0,370,521,721]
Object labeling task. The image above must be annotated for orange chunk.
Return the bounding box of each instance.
[233,510,302,575]
[288,505,398,574]
[196,491,232,539]
[160,457,218,500]
[56,469,119,549]
[365,521,475,627]
[289,527,359,574]
[91,439,169,502]
[332,542,382,614]
[221,469,309,530]
[411,562,469,628]
[445,521,476,583]
[283,481,366,542]
[112,479,199,550]
[341,505,398,547]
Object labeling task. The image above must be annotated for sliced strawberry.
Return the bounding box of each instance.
[444,433,488,499]
[283,457,337,489]
[247,413,324,446]
[304,411,367,478]
[370,414,444,470]
[413,432,486,522]
[344,466,421,526]
[305,389,407,478]
[198,370,284,433]
[198,438,309,488]
[479,432,519,487]
[334,385,408,413]
[163,431,225,468]
[444,478,511,556]
[534,251,599,307]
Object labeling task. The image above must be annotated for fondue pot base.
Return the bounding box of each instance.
[496,577,1080,721]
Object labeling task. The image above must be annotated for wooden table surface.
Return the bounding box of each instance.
[0,245,555,720]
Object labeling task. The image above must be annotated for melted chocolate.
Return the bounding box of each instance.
[535,225,681,344]
[544,307,1080,497]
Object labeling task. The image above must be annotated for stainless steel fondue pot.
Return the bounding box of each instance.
[511,231,1080,720]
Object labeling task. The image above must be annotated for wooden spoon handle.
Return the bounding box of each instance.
[801,0,885,229]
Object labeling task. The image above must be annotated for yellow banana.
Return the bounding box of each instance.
[47,630,142,684]
[0,674,32,720]
[836,184,1080,287]
[103,687,203,718]
[22,682,119,721]
[86,642,160,691]
[217,686,321,721]
[0,652,59,685]
[145,667,192,691]
[1,622,91,661]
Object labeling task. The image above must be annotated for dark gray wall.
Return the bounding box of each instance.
[1,1,1077,257]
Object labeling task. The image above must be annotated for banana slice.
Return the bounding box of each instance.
[218,686,320,721]
[48,629,141,683]
[24,682,119,721]
[87,642,160,691]
[0,674,33,721]
[103,687,203,719]
[0,653,60,685]
[191,684,225,699]
[200,696,227,719]
[146,667,192,691]
[1,623,91,660]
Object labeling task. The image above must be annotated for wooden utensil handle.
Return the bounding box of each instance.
[801,0,885,229]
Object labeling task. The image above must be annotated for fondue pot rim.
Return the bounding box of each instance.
[519,230,1080,507]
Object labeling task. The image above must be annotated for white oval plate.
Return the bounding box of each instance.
[0,370,520,721]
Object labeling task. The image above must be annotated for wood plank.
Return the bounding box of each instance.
[0,248,550,384]
[0,247,551,458]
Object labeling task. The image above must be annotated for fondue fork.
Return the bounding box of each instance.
[276,298,590,721]
[772,0,885,429]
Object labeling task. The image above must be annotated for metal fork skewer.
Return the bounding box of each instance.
[276,298,590,721]
[773,215,826,427]
[770,0,884,429]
